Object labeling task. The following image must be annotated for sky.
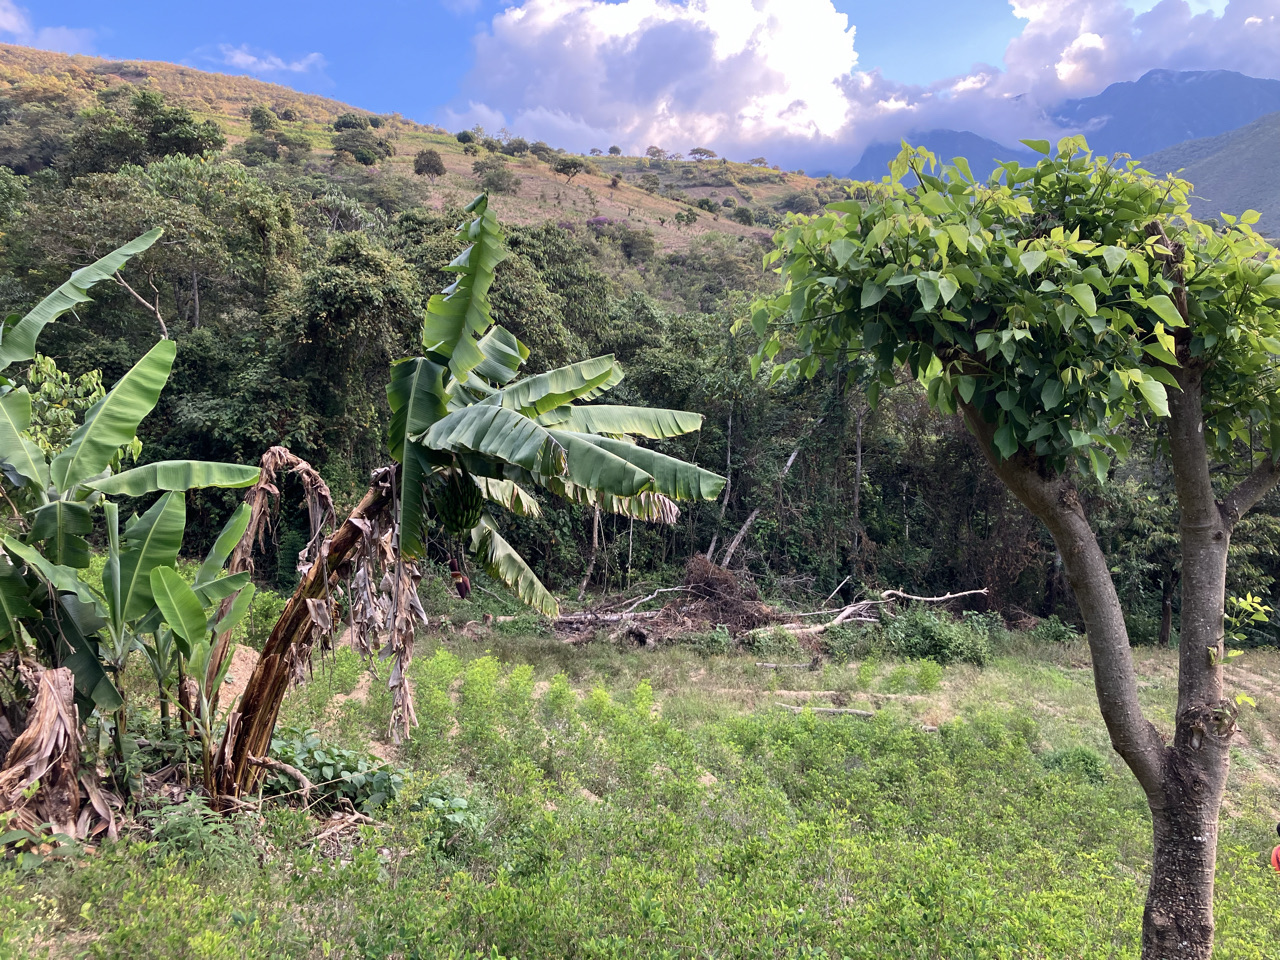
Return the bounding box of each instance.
[6,0,1278,168]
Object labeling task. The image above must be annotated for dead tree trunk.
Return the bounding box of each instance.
[577,507,601,602]
[213,483,390,806]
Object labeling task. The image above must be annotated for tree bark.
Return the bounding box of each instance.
[213,483,391,806]
[1159,577,1175,648]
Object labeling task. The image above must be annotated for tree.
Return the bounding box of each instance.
[690,147,717,162]
[502,137,529,157]
[455,129,475,144]
[608,145,621,155]
[331,128,392,166]
[62,91,226,178]
[645,146,667,161]
[248,104,278,134]
[639,173,660,194]
[216,195,724,800]
[332,112,370,131]
[472,154,521,195]
[731,205,755,226]
[748,139,1280,958]
[749,157,768,166]
[554,157,585,183]
[589,147,603,156]
[413,148,446,182]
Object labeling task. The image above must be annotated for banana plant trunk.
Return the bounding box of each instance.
[212,483,390,806]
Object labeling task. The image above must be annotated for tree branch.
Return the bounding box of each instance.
[1220,457,1280,526]
[114,272,168,339]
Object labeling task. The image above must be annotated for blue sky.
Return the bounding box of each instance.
[7,0,1277,166]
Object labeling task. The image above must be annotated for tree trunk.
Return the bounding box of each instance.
[707,403,732,561]
[213,483,391,806]
[1159,577,1175,648]
[577,507,600,602]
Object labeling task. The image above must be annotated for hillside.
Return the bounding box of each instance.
[1142,110,1280,229]
[0,44,845,253]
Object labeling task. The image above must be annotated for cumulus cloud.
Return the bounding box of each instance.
[0,1,95,55]
[448,0,1280,167]
[218,44,327,75]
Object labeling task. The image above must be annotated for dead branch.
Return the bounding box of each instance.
[247,755,313,804]
[114,271,168,340]
[0,665,79,837]
[773,702,938,732]
[879,587,989,605]
[622,586,693,613]
[756,657,820,670]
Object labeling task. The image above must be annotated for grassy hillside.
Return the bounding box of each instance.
[0,44,846,253]
[1142,111,1280,231]
[2,620,1277,957]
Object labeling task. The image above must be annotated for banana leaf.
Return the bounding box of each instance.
[470,514,558,617]
[85,460,260,497]
[0,388,49,489]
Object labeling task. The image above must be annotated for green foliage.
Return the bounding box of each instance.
[882,605,992,666]
[1031,614,1082,644]
[413,147,446,181]
[683,622,732,655]
[1041,745,1109,785]
[62,90,225,177]
[266,728,405,812]
[331,128,392,165]
[472,154,521,195]
[554,157,585,183]
[139,793,249,865]
[332,112,370,131]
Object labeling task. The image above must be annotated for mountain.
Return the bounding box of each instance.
[848,129,1036,181]
[1141,110,1280,230]
[1052,69,1280,159]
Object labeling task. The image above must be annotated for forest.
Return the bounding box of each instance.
[0,50,1278,960]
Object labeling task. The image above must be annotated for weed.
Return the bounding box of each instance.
[139,793,248,865]
[1041,745,1108,785]
[883,605,992,666]
[1031,614,1082,645]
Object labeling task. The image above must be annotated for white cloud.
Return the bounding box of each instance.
[0,1,95,55]
[449,0,1280,167]
[217,44,327,75]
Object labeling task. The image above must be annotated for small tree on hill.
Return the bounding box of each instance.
[472,155,521,194]
[689,147,717,162]
[332,112,370,131]
[554,157,585,183]
[249,104,278,134]
[414,148,446,182]
[455,129,475,144]
[608,145,621,155]
[748,138,1280,959]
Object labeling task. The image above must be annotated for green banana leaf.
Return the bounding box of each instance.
[473,325,528,385]
[213,582,255,636]
[538,404,704,439]
[0,229,162,374]
[480,355,619,417]
[0,388,49,489]
[3,536,106,614]
[150,566,208,648]
[421,195,508,384]
[548,430,726,501]
[473,476,542,518]
[27,500,93,568]
[114,491,186,622]
[0,557,39,642]
[471,514,558,618]
[85,460,260,497]
[50,339,177,493]
[387,356,451,557]
[194,503,251,589]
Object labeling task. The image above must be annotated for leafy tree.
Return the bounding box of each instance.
[331,128,392,166]
[332,112,370,131]
[472,155,521,195]
[589,148,603,156]
[502,137,529,157]
[608,145,622,155]
[749,157,768,166]
[695,197,719,214]
[529,140,554,162]
[639,173,660,194]
[248,104,278,134]
[748,138,1280,958]
[645,146,667,161]
[731,206,755,225]
[455,130,475,144]
[413,148,446,182]
[689,147,717,161]
[61,91,225,178]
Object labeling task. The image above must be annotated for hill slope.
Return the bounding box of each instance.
[1142,110,1280,229]
[848,129,1035,181]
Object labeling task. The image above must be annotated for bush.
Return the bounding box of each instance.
[683,623,732,655]
[776,191,820,214]
[332,112,370,131]
[266,728,405,812]
[730,206,755,225]
[695,197,719,213]
[882,605,992,666]
[332,128,392,165]
[472,155,521,195]
[1041,746,1108,784]
[413,148,446,181]
[1031,614,1081,644]
[140,794,249,865]
[820,624,873,662]
[455,130,475,144]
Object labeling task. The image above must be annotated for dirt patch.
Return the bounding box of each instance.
[219,645,261,711]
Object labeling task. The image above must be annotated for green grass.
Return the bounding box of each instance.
[4,635,1280,958]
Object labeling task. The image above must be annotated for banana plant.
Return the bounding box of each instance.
[0,231,261,716]
[149,557,255,788]
[388,195,726,616]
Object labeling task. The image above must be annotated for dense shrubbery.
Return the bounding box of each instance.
[881,606,993,666]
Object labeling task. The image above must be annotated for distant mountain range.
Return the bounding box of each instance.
[846,69,1280,231]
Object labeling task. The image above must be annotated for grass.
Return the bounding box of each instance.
[3,627,1280,959]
